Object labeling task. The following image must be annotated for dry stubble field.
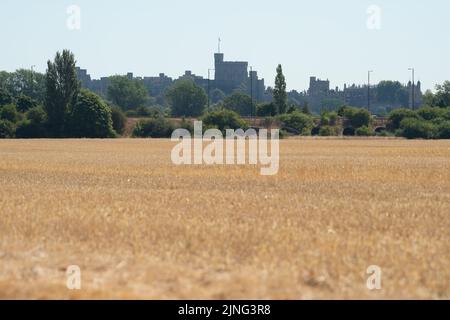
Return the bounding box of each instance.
[0,138,449,299]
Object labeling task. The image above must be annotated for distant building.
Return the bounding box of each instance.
[76,51,266,104]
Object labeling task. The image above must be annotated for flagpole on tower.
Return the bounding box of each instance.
[218,37,221,54]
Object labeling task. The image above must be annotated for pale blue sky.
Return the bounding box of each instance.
[0,0,449,91]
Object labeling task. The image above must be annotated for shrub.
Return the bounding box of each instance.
[67,89,116,138]
[355,125,375,136]
[399,118,436,139]
[0,88,13,106]
[26,106,47,124]
[132,116,174,138]
[437,121,450,139]
[388,108,419,130]
[0,120,15,138]
[111,106,127,135]
[15,120,47,138]
[16,95,38,112]
[417,106,444,121]
[319,126,337,136]
[0,104,19,123]
[223,92,253,116]
[278,111,314,135]
[257,102,277,117]
[201,109,248,134]
[344,107,371,128]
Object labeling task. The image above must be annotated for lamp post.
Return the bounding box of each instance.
[408,68,415,110]
[368,70,373,113]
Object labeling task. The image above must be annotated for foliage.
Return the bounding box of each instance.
[399,118,436,139]
[132,116,174,138]
[355,125,375,136]
[273,64,287,114]
[67,89,115,138]
[223,92,253,116]
[343,107,371,128]
[111,106,127,135]
[0,120,15,138]
[319,126,337,136]
[201,109,248,133]
[257,102,277,117]
[387,108,419,130]
[278,111,314,135]
[16,94,38,112]
[107,75,149,110]
[166,80,207,117]
[0,104,19,123]
[0,87,13,106]
[45,50,80,137]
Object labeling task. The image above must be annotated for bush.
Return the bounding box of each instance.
[388,108,419,130]
[201,109,248,133]
[111,106,127,135]
[15,106,48,138]
[67,89,116,138]
[0,120,15,138]
[319,126,337,136]
[399,118,436,139]
[437,121,450,139]
[344,107,371,128]
[278,111,314,135]
[0,88,13,106]
[132,116,174,138]
[15,120,47,138]
[417,106,444,121]
[355,125,375,136]
[26,106,47,124]
[16,95,38,112]
[257,102,277,117]
[0,104,19,123]
[223,92,253,116]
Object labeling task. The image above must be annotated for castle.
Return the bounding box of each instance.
[76,51,266,104]
[76,51,423,114]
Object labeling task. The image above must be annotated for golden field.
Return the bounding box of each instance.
[0,138,449,299]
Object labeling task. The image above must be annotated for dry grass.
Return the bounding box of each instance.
[0,138,449,299]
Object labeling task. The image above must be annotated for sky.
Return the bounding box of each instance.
[0,0,449,92]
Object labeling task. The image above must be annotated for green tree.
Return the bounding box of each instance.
[0,88,13,106]
[107,75,149,110]
[166,80,207,117]
[343,107,371,128]
[111,106,127,135]
[434,81,450,107]
[278,111,314,135]
[6,69,46,103]
[15,106,48,138]
[16,94,38,112]
[132,116,174,138]
[0,104,19,123]
[223,92,253,116]
[67,89,115,138]
[45,50,80,137]
[201,109,248,134]
[210,88,226,104]
[273,64,287,114]
[257,102,277,117]
[0,120,15,138]
[388,108,419,130]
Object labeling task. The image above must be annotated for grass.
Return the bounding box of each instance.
[0,138,449,299]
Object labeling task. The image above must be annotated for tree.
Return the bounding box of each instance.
[17,94,38,112]
[111,106,127,135]
[67,89,115,138]
[0,104,19,123]
[107,75,149,110]
[434,81,450,107]
[15,106,48,138]
[0,88,13,106]
[278,111,314,135]
[343,107,371,128]
[301,102,311,115]
[6,69,46,103]
[132,116,174,138]
[45,50,80,137]
[257,102,277,117]
[0,120,15,138]
[388,108,419,130]
[201,109,248,134]
[223,92,253,116]
[166,80,207,117]
[210,88,225,104]
[273,64,287,114]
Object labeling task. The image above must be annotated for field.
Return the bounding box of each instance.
[0,138,449,299]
